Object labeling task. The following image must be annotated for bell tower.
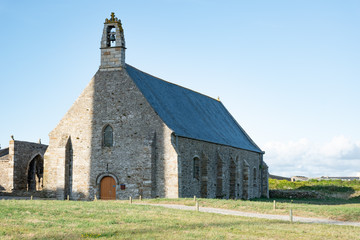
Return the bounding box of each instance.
[100,12,126,70]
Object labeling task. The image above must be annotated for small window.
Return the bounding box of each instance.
[103,125,113,147]
[193,157,200,180]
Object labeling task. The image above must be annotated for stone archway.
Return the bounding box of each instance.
[27,155,43,191]
[96,172,119,200]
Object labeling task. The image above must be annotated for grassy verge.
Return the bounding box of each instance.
[0,200,359,240]
[139,198,360,222]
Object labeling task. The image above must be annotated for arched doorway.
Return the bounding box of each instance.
[100,176,116,200]
[27,155,43,191]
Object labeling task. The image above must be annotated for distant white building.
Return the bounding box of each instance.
[319,176,360,181]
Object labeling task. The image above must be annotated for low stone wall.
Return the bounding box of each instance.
[269,190,324,199]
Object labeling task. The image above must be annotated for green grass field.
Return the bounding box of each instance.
[0,199,359,240]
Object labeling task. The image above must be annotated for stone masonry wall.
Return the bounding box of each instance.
[0,140,47,193]
[100,21,125,69]
[100,47,125,70]
[0,148,12,192]
[12,140,48,191]
[175,136,267,199]
[44,72,95,199]
[44,67,179,200]
[88,68,177,200]
[155,127,179,198]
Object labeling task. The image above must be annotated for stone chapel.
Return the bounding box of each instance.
[1,13,269,200]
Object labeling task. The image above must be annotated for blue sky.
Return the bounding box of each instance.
[1,0,359,177]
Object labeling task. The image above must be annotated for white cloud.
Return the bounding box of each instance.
[264,136,360,178]
[320,136,360,159]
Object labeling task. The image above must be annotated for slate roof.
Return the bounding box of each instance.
[0,148,9,158]
[126,64,262,153]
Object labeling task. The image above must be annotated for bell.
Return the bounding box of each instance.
[109,33,116,42]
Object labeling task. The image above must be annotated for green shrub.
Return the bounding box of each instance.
[269,178,360,192]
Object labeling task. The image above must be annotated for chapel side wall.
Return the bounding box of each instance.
[88,69,178,200]
[43,77,95,200]
[176,137,265,199]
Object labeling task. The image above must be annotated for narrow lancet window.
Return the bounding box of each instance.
[103,125,113,147]
[193,157,200,180]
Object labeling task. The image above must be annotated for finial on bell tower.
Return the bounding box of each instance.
[100,12,126,70]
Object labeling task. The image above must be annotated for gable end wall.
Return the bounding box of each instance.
[44,68,179,200]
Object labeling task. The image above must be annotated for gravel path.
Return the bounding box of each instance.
[136,203,360,227]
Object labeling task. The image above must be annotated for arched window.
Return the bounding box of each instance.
[193,157,200,180]
[103,125,113,147]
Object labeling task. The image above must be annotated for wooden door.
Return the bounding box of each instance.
[100,176,116,200]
